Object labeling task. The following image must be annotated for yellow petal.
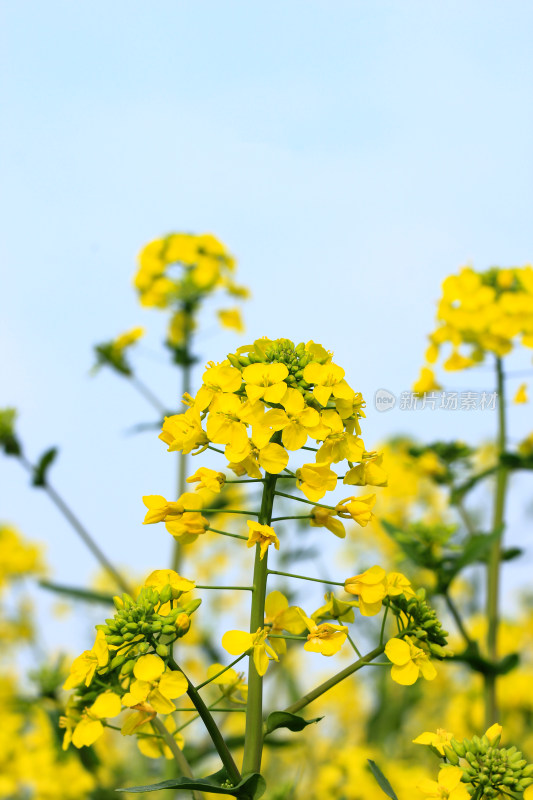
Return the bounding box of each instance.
[90,691,122,720]
[134,654,166,682]
[385,638,411,666]
[391,661,419,685]
[159,670,188,699]
[222,630,254,655]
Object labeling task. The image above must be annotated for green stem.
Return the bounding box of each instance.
[444,592,473,648]
[195,653,248,690]
[171,325,191,573]
[274,490,336,511]
[188,508,259,516]
[195,584,253,591]
[129,375,168,415]
[284,644,386,715]
[18,456,131,593]
[151,717,204,800]
[267,568,344,587]
[169,655,241,785]
[270,515,312,521]
[207,527,248,541]
[485,356,509,725]
[379,605,389,646]
[347,634,362,657]
[241,470,278,777]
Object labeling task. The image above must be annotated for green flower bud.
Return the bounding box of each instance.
[156,644,169,657]
[151,621,162,632]
[123,632,135,641]
[159,584,173,604]
[138,642,150,654]
[162,624,176,635]
[120,660,136,675]
[451,739,466,758]
[443,746,459,766]
[106,635,124,645]
[226,354,241,368]
[125,622,138,632]
[184,598,202,615]
[109,653,127,670]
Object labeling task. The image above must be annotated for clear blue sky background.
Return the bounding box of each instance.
[1,2,532,652]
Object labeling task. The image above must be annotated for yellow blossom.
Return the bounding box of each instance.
[299,613,348,656]
[122,656,188,714]
[136,715,185,759]
[385,637,437,685]
[317,431,365,464]
[142,495,183,524]
[186,467,226,493]
[514,383,528,404]
[417,766,469,799]
[195,362,243,410]
[310,506,346,538]
[336,494,376,527]
[218,308,244,332]
[246,521,280,559]
[242,362,289,404]
[413,367,442,393]
[159,408,208,454]
[206,663,248,702]
[296,462,337,502]
[222,628,278,676]
[63,630,109,690]
[413,728,454,755]
[303,362,354,407]
[343,454,388,487]
[264,591,306,655]
[70,692,122,749]
[143,569,196,596]
[344,565,387,615]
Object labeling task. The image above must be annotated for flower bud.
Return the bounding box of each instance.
[138,642,150,654]
[443,745,459,765]
[159,584,173,605]
[109,654,126,670]
[175,613,191,637]
[156,644,169,657]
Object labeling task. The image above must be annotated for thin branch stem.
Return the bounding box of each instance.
[195,584,253,591]
[274,490,336,511]
[207,528,248,541]
[129,375,168,414]
[195,654,248,691]
[18,456,131,593]
[267,568,344,587]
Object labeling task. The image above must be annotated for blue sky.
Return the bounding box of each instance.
[1,2,532,651]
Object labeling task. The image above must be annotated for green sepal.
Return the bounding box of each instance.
[117,768,266,799]
[264,711,323,736]
[366,760,399,800]
[32,447,58,487]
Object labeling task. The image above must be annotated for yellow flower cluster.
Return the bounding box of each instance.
[134,232,248,344]
[414,265,533,390]
[0,524,44,589]
[157,338,384,525]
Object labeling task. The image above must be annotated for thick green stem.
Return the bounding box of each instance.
[485,356,508,725]
[172,319,192,573]
[241,471,278,777]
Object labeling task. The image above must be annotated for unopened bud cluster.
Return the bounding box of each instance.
[388,590,449,655]
[443,732,533,797]
[97,585,201,655]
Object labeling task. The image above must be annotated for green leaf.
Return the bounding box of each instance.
[367,760,399,800]
[39,580,114,605]
[32,447,58,487]
[449,645,519,676]
[264,711,323,735]
[117,769,265,799]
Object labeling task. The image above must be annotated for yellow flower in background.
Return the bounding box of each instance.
[112,326,144,352]
[310,505,346,538]
[413,728,454,755]
[336,494,376,527]
[311,593,358,624]
[143,569,196,596]
[186,467,226,493]
[484,722,502,744]
[218,308,245,332]
[514,383,528,403]
[246,521,280,559]
[206,663,248,703]
[242,362,289,404]
[299,613,348,656]
[385,637,437,685]
[344,566,387,616]
[136,715,185,759]
[418,766,469,799]
[264,590,306,655]
[63,630,109,690]
[443,351,475,371]
[222,627,278,676]
[296,462,337,501]
[413,367,442,394]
